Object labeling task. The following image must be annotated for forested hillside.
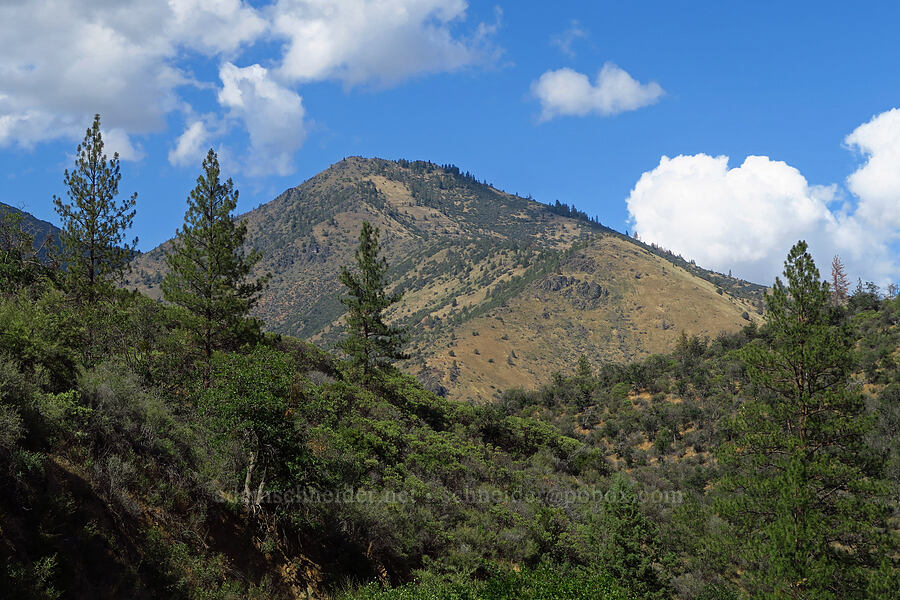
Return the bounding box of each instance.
[2,126,897,598]
[4,229,898,598]
[128,157,765,402]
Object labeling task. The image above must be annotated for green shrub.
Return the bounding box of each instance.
[0,290,78,392]
[340,563,632,600]
[0,554,62,600]
[79,361,183,460]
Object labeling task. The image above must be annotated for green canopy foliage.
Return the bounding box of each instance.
[162,149,268,375]
[717,241,897,598]
[339,221,407,382]
[52,114,136,303]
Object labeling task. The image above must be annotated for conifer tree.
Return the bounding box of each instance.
[575,354,592,379]
[338,221,406,382]
[53,114,137,303]
[573,354,594,409]
[830,254,850,305]
[601,475,671,599]
[718,240,897,598]
[0,209,32,258]
[162,149,266,378]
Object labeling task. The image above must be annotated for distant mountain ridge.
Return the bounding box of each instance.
[0,202,61,259]
[128,157,765,401]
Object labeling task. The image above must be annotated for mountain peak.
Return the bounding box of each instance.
[129,159,764,401]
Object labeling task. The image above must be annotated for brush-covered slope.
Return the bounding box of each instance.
[128,157,764,401]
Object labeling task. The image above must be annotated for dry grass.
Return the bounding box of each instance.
[421,235,762,402]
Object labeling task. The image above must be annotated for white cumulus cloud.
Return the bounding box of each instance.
[218,63,307,176]
[626,151,898,286]
[845,108,900,230]
[168,120,212,168]
[1,0,495,171]
[102,127,145,161]
[0,0,266,156]
[532,63,664,121]
[167,0,267,55]
[270,0,494,87]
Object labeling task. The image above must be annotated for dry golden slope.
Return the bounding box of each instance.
[128,157,764,402]
[413,234,762,402]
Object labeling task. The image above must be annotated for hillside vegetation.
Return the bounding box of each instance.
[129,157,764,402]
[4,134,896,598]
[3,214,898,598]
[2,230,650,598]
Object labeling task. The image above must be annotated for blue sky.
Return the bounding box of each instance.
[1,1,899,285]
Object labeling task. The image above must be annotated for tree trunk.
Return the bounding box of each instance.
[243,448,257,508]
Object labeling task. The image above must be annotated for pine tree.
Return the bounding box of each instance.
[575,354,592,379]
[338,221,406,382]
[600,475,671,599]
[573,354,594,409]
[162,149,267,380]
[717,240,897,598]
[830,254,850,305]
[53,114,137,303]
[0,209,32,259]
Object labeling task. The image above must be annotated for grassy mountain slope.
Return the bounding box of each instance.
[128,157,764,401]
[416,234,762,401]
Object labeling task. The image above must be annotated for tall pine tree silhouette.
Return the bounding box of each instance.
[53,114,137,303]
